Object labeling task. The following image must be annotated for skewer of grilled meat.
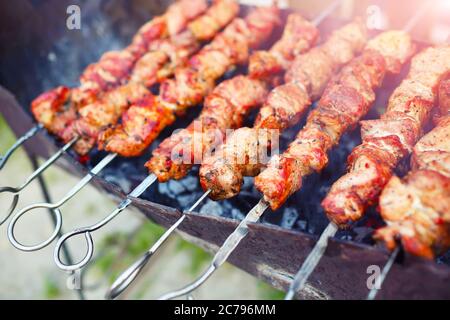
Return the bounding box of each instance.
[30,0,208,138]
[130,0,242,88]
[97,2,343,300]
[199,20,368,200]
[322,46,450,228]
[433,73,450,124]
[145,14,319,181]
[73,0,211,107]
[49,4,280,274]
[157,5,280,114]
[97,5,280,158]
[375,76,450,259]
[254,31,415,211]
[60,0,241,155]
[247,14,320,80]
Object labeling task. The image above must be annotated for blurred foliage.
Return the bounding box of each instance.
[92,221,166,284]
[175,239,212,275]
[127,222,165,256]
[132,286,149,300]
[94,251,117,277]
[43,275,62,299]
[0,114,16,154]
[257,281,285,300]
[92,220,212,284]
[91,220,282,298]
[0,114,30,171]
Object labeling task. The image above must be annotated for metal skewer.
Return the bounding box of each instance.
[53,173,158,271]
[0,137,78,226]
[283,2,433,300]
[105,189,211,300]
[158,199,269,300]
[7,152,117,251]
[284,223,338,300]
[0,124,43,171]
[29,155,86,300]
[367,246,400,300]
[1,137,77,199]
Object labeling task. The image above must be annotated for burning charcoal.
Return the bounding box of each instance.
[280,207,298,229]
[157,178,199,209]
[158,182,171,198]
[352,227,376,245]
[295,220,307,232]
[215,200,236,219]
[181,175,199,192]
[231,208,245,221]
[307,224,316,235]
[241,177,257,193]
[157,181,185,201]
[337,231,353,241]
[199,199,224,217]
[167,180,187,195]
[180,194,199,208]
[104,174,133,193]
[438,251,450,265]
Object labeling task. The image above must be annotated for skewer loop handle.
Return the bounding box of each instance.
[0,137,78,224]
[0,124,43,171]
[54,229,94,271]
[0,191,18,226]
[106,190,210,299]
[8,207,62,251]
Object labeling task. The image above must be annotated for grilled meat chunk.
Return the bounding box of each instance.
[72,0,208,107]
[256,31,415,211]
[62,0,241,155]
[376,170,450,259]
[31,0,208,145]
[375,75,450,259]
[149,77,269,180]
[159,6,280,114]
[411,117,450,177]
[148,13,319,182]
[62,82,151,155]
[98,97,175,157]
[200,21,368,200]
[436,77,450,123]
[188,0,239,41]
[323,46,450,227]
[248,14,318,79]
[98,6,279,158]
[31,86,73,136]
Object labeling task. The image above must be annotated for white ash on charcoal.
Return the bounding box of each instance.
[279,207,298,229]
[199,200,225,217]
[438,252,450,266]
